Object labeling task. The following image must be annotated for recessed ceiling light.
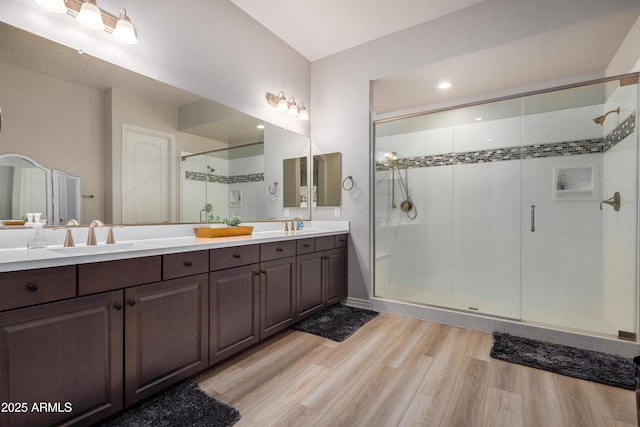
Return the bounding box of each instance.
[438,81,452,90]
[256,124,265,129]
[475,117,483,121]
[486,138,493,141]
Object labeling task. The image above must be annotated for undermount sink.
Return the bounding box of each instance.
[48,241,157,255]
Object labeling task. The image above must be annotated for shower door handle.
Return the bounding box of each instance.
[530,205,535,232]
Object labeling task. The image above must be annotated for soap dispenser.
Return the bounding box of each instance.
[27,213,47,249]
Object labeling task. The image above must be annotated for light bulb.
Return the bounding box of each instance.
[112,9,137,44]
[297,103,309,120]
[288,98,298,116]
[76,0,104,30]
[277,92,288,111]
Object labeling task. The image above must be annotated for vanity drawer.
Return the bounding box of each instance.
[163,250,209,280]
[315,236,335,251]
[78,256,162,295]
[296,238,315,255]
[0,266,76,311]
[260,240,296,261]
[335,234,348,248]
[210,245,260,271]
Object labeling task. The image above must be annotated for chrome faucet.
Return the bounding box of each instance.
[87,220,105,245]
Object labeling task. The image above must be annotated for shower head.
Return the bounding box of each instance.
[593,107,620,125]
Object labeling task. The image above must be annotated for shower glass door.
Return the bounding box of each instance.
[374,74,638,338]
[520,77,638,337]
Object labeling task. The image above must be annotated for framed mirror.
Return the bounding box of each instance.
[313,152,342,207]
[0,22,310,225]
[0,153,51,222]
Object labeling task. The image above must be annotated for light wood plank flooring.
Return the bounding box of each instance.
[196,313,636,427]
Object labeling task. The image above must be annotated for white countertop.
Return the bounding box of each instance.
[0,221,349,272]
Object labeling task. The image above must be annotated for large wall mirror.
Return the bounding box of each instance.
[0,22,310,226]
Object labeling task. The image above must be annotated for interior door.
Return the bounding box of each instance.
[122,125,175,223]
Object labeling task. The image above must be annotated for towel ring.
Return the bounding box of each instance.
[268,181,278,195]
[342,175,354,191]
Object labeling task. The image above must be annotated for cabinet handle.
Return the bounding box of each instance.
[254,271,261,276]
[233,254,241,259]
[260,270,267,275]
[276,247,283,252]
[303,244,310,248]
[128,299,137,307]
[114,303,123,310]
[184,260,193,267]
[27,283,39,292]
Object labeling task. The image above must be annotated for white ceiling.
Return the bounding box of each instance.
[229,0,486,61]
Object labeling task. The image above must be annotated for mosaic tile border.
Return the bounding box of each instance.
[376,113,636,171]
[604,113,636,151]
[185,171,264,184]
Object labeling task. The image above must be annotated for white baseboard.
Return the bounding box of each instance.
[343,297,372,310]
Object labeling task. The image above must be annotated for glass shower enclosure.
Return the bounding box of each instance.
[373,74,638,338]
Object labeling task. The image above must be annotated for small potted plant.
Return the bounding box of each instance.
[195,214,253,237]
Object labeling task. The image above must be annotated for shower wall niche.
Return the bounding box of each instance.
[374,74,638,338]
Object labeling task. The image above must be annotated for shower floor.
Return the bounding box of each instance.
[376,282,619,337]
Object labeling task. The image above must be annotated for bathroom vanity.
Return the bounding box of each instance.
[0,223,348,426]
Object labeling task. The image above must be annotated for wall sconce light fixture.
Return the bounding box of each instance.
[34,0,138,45]
[266,92,309,120]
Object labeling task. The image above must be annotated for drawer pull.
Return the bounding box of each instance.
[303,244,310,248]
[233,254,241,259]
[128,299,137,307]
[338,239,345,242]
[184,261,193,267]
[276,247,283,252]
[114,303,123,311]
[27,283,39,292]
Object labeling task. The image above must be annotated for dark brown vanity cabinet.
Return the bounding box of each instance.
[0,290,124,427]
[123,274,209,406]
[296,234,348,318]
[259,241,297,340]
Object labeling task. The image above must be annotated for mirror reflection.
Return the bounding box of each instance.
[0,154,50,222]
[283,156,309,208]
[0,22,310,225]
[313,152,342,207]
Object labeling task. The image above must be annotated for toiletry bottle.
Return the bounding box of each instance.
[27,221,48,249]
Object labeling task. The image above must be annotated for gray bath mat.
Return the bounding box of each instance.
[101,380,240,427]
[292,304,379,342]
[490,332,634,390]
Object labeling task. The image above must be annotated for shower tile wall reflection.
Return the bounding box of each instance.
[374,76,638,337]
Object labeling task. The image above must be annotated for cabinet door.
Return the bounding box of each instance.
[124,274,208,406]
[0,291,123,427]
[325,247,347,306]
[210,265,260,364]
[259,257,296,339]
[296,252,324,319]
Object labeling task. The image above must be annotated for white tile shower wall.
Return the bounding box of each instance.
[375,165,453,293]
[601,84,638,334]
[452,160,521,314]
[603,132,637,333]
[522,105,603,145]
[520,154,604,319]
